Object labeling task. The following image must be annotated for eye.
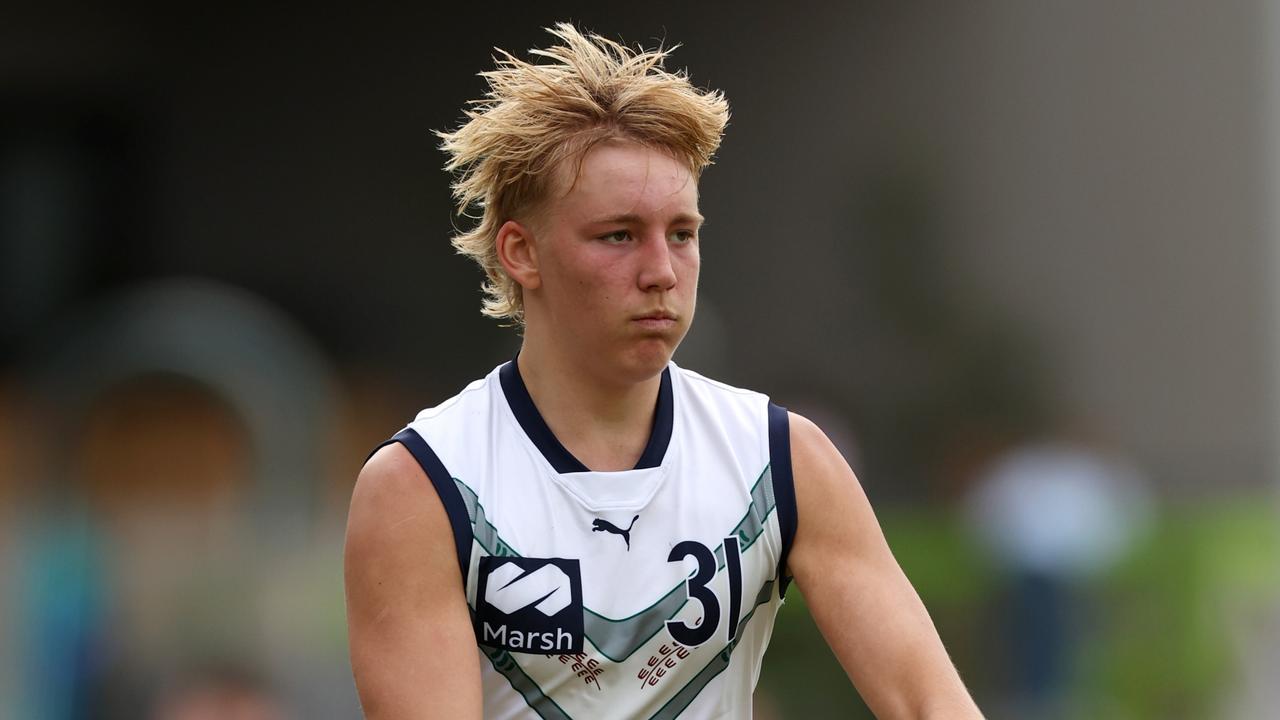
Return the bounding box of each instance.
[599,230,631,244]
[670,229,697,244]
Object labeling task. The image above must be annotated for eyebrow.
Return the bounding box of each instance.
[588,212,705,227]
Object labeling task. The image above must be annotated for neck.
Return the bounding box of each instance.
[516,336,663,472]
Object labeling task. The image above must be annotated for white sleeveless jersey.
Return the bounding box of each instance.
[375,360,796,719]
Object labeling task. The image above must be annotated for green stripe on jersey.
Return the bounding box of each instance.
[483,646,573,720]
[646,579,779,720]
[455,465,777,663]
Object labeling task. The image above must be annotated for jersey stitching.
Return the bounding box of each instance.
[669,364,763,398]
[549,466,670,513]
[414,373,493,421]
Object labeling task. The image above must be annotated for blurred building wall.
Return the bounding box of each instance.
[2,0,1271,494]
[705,1,1270,494]
[1268,0,1280,497]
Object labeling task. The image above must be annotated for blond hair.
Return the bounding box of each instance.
[437,23,730,324]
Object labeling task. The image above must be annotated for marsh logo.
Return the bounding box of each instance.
[476,557,583,654]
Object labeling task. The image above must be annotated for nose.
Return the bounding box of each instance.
[637,233,677,292]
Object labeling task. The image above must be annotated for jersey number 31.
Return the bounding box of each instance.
[665,537,743,647]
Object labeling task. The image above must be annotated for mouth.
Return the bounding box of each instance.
[631,311,678,330]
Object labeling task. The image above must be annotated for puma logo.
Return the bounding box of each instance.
[592,515,639,551]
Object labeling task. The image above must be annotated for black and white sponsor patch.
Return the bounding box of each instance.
[475,556,583,654]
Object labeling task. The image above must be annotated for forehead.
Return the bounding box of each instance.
[547,141,699,222]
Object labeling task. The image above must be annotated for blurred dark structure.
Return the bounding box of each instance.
[2,2,1277,718]
[5,1,1270,490]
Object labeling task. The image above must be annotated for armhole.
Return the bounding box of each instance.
[768,402,797,597]
[366,428,473,584]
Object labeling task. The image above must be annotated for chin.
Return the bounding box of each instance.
[613,340,676,382]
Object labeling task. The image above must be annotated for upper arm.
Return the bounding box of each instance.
[344,443,482,719]
[785,412,982,720]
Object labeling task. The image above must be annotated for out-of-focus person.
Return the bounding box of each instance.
[964,434,1152,719]
[151,668,287,720]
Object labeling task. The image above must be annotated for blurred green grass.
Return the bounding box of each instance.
[755,499,1280,719]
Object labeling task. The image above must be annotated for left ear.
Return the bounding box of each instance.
[495,220,541,291]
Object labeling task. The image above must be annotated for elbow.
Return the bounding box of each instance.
[874,679,982,720]
[915,693,984,720]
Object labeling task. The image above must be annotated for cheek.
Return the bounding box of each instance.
[677,249,701,288]
[558,252,626,307]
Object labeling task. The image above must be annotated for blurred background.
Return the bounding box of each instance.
[3,1,1279,718]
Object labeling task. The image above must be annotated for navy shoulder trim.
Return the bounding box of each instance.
[768,403,797,597]
[366,428,473,582]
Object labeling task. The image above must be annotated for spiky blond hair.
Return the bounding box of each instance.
[437,23,730,324]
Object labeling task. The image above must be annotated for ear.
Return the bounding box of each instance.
[495,219,541,291]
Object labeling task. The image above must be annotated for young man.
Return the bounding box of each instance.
[345,24,983,719]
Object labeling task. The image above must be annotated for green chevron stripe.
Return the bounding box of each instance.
[483,645,573,720]
[646,578,779,720]
[455,480,519,558]
[455,465,776,662]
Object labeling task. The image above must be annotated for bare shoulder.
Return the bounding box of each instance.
[345,442,457,582]
[787,411,835,465]
[785,410,885,575]
[787,410,863,498]
[351,442,433,509]
[344,442,482,717]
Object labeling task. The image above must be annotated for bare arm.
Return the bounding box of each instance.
[786,412,983,719]
[344,443,483,719]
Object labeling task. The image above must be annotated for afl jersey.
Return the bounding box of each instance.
[373,360,796,719]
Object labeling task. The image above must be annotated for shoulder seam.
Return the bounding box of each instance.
[414,373,495,422]
[672,365,764,398]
